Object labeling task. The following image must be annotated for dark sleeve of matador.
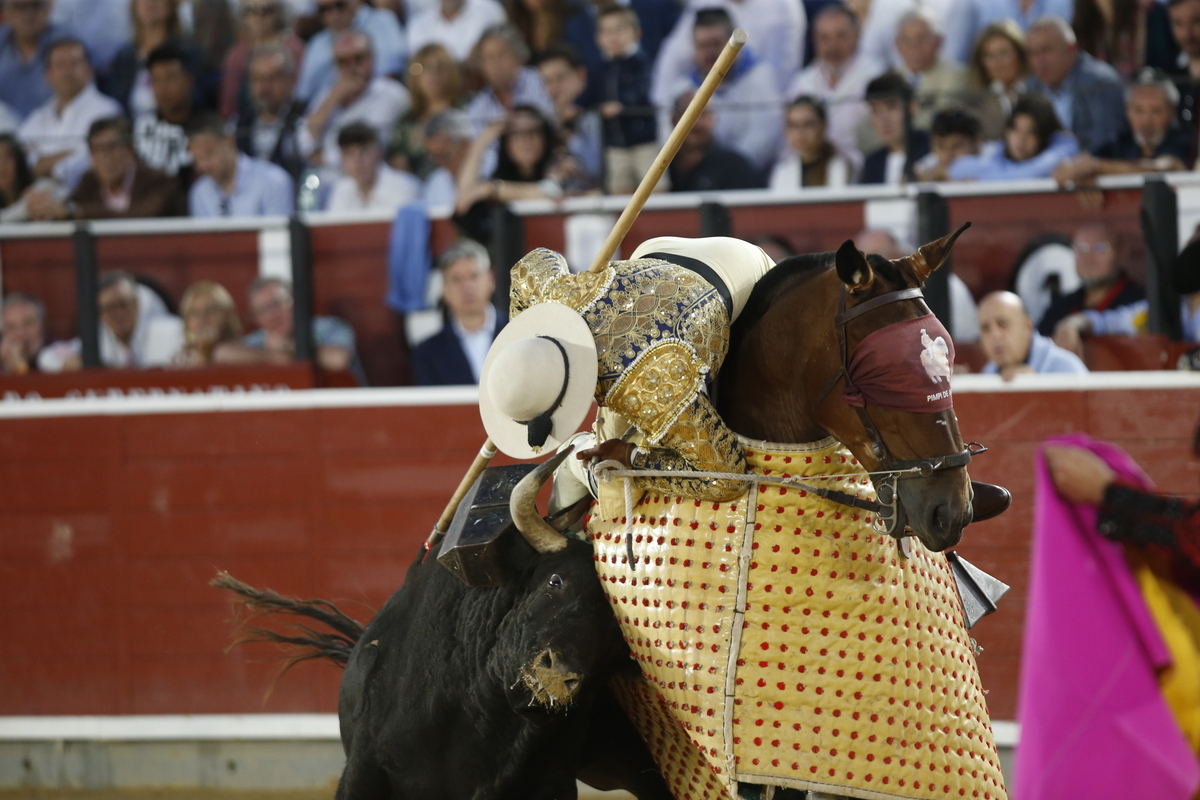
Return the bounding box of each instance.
[1096,483,1200,569]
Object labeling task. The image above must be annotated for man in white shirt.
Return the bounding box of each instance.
[187,112,294,218]
[97,272,184,369]
[18,38,122,190]
[294,0,407,103]
[298,30,411,169]
[406,0,506,63]
[787,4,882,168]
[326,121,421,212]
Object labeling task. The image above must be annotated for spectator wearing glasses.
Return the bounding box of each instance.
[1043,223,1146,348]
[17,38,122,191]
[769,96,853,190]
[214,277,366,385]
[186,111,293,217]
[107,0,212,118]
[1053,68,1193,188]
[406,0,506,63]
[173,281,243,367]
[294,0,406,105]
[0,0,71,120]
[220,0,304,120]
[893,8,967,130]
[966,20,1031,141]
[95,271,185,369]
[25,116,185,220]
[326,121,420,212]
[235,44,307,182]
[0,292,47,374]
[134,41,203,187]
[298,30,411,169]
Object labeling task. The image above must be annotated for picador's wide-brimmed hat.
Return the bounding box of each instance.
[480,301,598,460]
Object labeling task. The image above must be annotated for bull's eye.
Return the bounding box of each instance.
[548,574,564,589]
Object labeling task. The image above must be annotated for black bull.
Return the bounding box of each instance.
[214,528,673,800]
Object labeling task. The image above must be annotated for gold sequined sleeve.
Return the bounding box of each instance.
[630,391,746,502]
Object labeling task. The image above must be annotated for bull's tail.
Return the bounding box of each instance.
[211,571,367,675]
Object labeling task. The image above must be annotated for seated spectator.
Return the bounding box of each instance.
[294,0,406,105]
[536,44,601,190]
[978,289,1088,380]
[650,0,803,102]
[1025,14,1126,154]
[219,0,304,120]
[406,0,506,63]
[859,70,929,185]
[187,112,293,217]
[508,0,603,104]
[54,271,186,369]
[0,292,46,374]
[326,122,420,212]
[107,1,211,118]
[894,8,967,129]
[966,20,1031,140]
[18,38,123,191]
[942,0,1074,65]
[0,0,69,119]
[0,133,35,220]
[666,7,783,172]
[1054,68,1193,187]
[234,44,306,184]
[594,4,661,195]
[135,41,203,187]
[667,90,765,192]
[388,44,465,180]
[949,93,1080,181]
[49,0,133,79]
[213,277,366,384]
[1073,0,1175,80]
[787,4,880,169]
[173,280,242,367]
[298,30,411,170]
[769,96,853,190]
[421,108,473,206]
[913,107,983,182]
[1040,223,1145,342]
[26,116,185,220]
[413,239,504,385]
[455,105,588,213]
[464,24,554,132]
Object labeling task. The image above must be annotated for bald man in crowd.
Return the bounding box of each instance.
[978,291,1088,381]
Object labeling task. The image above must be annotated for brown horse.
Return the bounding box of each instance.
[715,225,977,553]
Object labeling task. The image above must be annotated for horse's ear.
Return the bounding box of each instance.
[895,221,972,285]
[835,240,874,292]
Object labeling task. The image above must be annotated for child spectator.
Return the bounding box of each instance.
[769,96,853,190]
[26,116,185,220]
[966,20,1031,140]
[17,38,123,191]
[173,280,243,367]
[948,93,1079,181]
[213,276,366,384]
[134,41,203,187]
[595,4,661,195]
[186,111,294,217]
[219,0,304,120]
[913,108,983,182]
[859,70,929,185]
[535,44,602,190]
[389,43,466,180]
[326,121,421,212]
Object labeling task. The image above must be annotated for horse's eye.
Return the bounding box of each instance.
[548,574,564,589]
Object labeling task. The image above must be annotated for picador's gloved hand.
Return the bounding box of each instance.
[551,432,598,516]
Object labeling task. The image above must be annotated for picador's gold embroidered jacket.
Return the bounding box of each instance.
[510,247,744,500]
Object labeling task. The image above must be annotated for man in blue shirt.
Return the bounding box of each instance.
[979,290,1088,380]
[186,112,294,218]
[294,0,406,104]
[0,0,71,119]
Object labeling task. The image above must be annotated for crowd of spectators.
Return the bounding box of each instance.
[0,0,1193,221]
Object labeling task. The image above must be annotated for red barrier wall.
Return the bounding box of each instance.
[2,383,1197,722]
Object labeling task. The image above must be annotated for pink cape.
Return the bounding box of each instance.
[1016,434,1200,799]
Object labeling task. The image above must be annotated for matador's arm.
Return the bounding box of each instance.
[1098,484,1200,570]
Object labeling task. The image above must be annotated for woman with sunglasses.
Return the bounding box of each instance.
[219,0,304,119]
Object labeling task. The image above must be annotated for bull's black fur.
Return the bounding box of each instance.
[216,533,672,800]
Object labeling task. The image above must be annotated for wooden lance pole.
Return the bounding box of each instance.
[424,29,749,554]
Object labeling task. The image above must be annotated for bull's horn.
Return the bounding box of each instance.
[511,446,576,553]
[896,221,972,284]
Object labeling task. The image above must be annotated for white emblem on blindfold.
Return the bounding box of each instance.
[920,328,952,384]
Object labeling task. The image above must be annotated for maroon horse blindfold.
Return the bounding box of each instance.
[843,314,955,413]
